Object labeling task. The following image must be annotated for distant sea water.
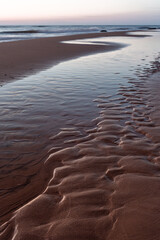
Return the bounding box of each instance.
[0,25,160,42]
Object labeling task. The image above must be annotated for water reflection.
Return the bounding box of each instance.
[1,32,160,152]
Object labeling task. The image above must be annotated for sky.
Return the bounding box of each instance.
[0,0,160,25]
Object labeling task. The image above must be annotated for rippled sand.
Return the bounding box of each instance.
[1,54,160,239]
[0,31,160,239]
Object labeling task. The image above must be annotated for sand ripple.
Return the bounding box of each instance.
[1,61,160,239]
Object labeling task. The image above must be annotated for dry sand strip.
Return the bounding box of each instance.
[0,31,147,85]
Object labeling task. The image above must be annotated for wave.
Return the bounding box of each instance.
[0,30,40,34]
[139,26,158,30]
[0,28,100,35]
[44,26,100,34]
[0,25,159,42]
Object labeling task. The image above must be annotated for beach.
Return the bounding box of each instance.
[0,31,146,85]
[0,29,160,240]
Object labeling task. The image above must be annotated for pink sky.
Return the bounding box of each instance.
[0,0,159,24]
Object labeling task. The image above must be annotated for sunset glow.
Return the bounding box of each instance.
[0,0,160,24]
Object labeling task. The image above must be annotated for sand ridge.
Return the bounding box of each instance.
[1,57,160,239]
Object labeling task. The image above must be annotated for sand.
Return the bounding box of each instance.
[0,31,146,85]
[0,32,160,240]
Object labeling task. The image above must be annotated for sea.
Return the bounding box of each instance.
[0,24,159,42]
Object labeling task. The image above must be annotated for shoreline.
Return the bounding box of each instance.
[0,31,147,85]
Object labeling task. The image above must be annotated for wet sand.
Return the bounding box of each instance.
[0,30,146,85]
[1,58,160,239]
[0,33,160,239]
